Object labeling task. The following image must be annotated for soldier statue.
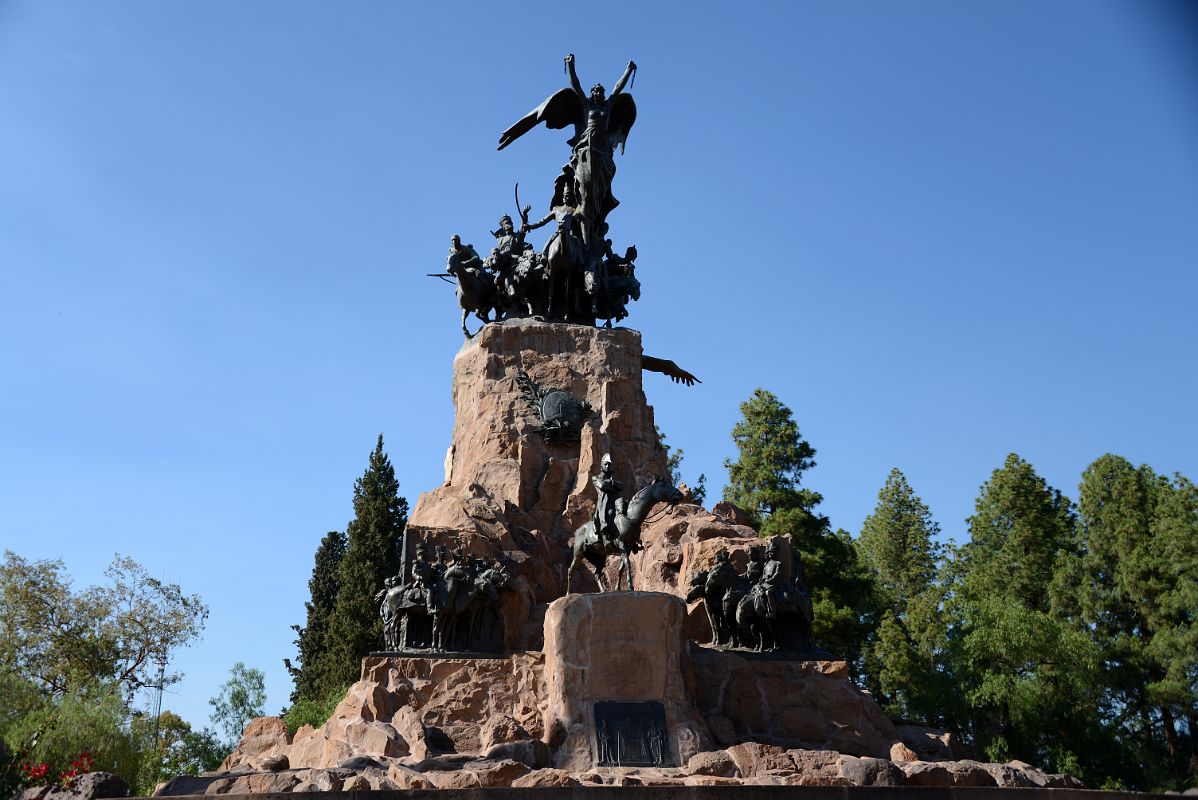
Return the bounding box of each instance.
[592,453,625,547]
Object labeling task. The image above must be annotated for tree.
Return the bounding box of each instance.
[856,469,953,724]
[721,389,880,673]
[284,531,347,704]
[0,553,208,795]
[723,389,820,535]
[132,711,224,795]
[0,552,208,699]
[1052,455,1198,789]
[857,468,942,611]
[2,680,142,793]
[959,453,1076,612]
[209,663,266,748]
[947,454,1100,771]
[322,435,409,689]
[657,425,706,505]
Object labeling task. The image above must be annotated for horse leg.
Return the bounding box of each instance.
[461,308,472,339]
[624,551,634,591]
[567,550,580,594]
[589,552,607,592]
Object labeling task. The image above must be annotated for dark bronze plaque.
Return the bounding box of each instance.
[593,701,672,767]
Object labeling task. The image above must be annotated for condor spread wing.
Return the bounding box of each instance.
[609,94,636,154]
[642,355,700,386]
[497,89,582,151]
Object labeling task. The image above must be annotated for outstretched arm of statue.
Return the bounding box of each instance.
[525,212,554,232]
[611,60,637,96]
[565,53,585,98]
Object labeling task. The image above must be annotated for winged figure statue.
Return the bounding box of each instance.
[498,54,637,248]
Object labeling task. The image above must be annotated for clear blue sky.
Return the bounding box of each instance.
[2,1,1196,731]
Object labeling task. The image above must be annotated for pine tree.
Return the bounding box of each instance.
[856,468,952,724]
[284,530,347,703]
[722,389,820,534]
[961,452,1075,612]
[1052,454,1198,789]
[721,388,879,671]
[857,468,942,611]
[948,453,1100,770]
[322,435,408,690]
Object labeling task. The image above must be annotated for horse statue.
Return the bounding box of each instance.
[429,556,470,651]
[735,582,815,652]
[567,476,684,593]
[543,214,586,322]
[446,245,497,338]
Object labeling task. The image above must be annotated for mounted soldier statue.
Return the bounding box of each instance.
[568,456,684,593]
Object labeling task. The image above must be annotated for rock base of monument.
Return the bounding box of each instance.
[169,591,1088,796]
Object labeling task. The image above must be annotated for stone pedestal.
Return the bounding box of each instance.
[541,591,713,771]
[406,320,670,606]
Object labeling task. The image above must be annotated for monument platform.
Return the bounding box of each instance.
[187,590,1086,795]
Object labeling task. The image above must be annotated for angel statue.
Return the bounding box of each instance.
[498,54,637,250]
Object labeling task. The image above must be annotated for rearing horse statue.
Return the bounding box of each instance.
[567,476,683,593]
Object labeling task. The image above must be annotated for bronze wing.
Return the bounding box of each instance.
[497,88,583,151]
[609,93,637,154]
[642,355,700,386]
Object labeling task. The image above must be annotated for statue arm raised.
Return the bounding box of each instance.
[611,60,637,97]
[565,53,585,98]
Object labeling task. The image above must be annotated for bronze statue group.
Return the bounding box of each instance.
[687,540,818,654]
[378,455,819,656]
[375,543,512,653]
[405,57,819,657]
[440,54,643,337]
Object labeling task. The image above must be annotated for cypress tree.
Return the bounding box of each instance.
[284,530,347,703]
[323,435,409,690]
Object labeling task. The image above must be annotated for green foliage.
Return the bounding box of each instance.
[960,453,1076,612]
[856,469,954,724]
[282,683,349,736]
[285,530,347,704]
[857,469,942,610]
[723,389,820,533]
[132,711,225,795]
[942,454,1108,776]
[0,551,208,698]
[952,594,1102,769]
[1051,454,1198,790]
[2,681,142,792]
[321,435,409,692]
[0,553,209,794]
[209,662,266,747]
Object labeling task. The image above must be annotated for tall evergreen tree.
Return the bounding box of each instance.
[1052,454,1198,789]
[722,389,879,672]
[322,435,408,690]
[284,530,347,704]
[723,389,821,535]
[858,468,942,611]
[856,469,953,724]
[948,453,1100,771]
[961,452,1075,612]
